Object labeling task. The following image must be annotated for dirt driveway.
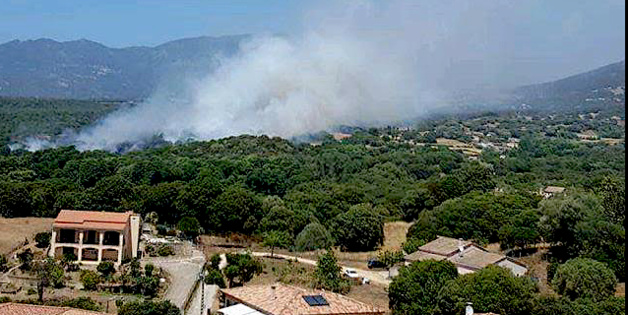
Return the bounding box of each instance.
[144,245,205,311]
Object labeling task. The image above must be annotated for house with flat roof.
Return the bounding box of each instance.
[0,302,104,314]
[404,236,528,276]
[218,283,384,315]
[540,186,566,199]
[49,210,140,266]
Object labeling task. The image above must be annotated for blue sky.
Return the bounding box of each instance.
[0,0,307,47]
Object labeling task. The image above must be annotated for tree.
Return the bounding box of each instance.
[377,249,405,279]
[223,253,263,287]
[551,258,617,301]
[61,252,79,271]
[437,266,537,315]
[389,260,458,315]
[314,251,349,293]
[262,230,292,258]
[117,300,181,315]
[34,232,51,248]
[295,222,334,252]
[177,216,201,240]
[34,258,65,302]
[408,192,538,244]
[498,209,541,251]
[599,176,625,224]
[333,203,384,252]
[210,186,262,234]
[97,261,116,279]
[17,248,34,271]
[0,254,7,272]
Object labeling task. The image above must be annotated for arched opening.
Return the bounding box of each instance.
[102,249,118,262]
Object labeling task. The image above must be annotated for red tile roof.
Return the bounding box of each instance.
[54,210,133,231]
[0,303,104,315]
[221,284,385,315]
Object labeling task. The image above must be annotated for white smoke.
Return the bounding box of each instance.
[24,0,614,151]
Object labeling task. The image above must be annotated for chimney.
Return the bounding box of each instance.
[458,238,465,257]
[465,302,474,315]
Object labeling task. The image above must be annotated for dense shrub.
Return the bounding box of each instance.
[551,258,618,301]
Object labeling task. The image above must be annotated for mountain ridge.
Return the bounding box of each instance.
[0,35,249,99]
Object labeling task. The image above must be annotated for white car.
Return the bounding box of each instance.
[343,268,360,279]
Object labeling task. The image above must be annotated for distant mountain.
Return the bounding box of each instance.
[0,36,248,99]
[512,60,625,111]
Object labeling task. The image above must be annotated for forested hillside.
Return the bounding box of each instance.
[0,107,624,278]
[0,97,123,145]
[0,36,246,99]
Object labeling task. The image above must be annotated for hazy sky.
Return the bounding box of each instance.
[0,0,625,85]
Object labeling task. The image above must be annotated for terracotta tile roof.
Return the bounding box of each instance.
[54,210,133,231]
[417,236,473,256]
[221,283,385,315]
[447,246,505,270]
[0,303,104,315]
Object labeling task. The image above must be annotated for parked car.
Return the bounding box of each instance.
[367,258,386,269]
[343,268,360,279]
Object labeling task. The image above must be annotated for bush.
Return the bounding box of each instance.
[117,300,181,315]
[145,263,155,277]
[96,261,115,278]
[157,245,174,257]
[27,288,37,295]
[60,297,101,311]
[79,270,101,291]
[551,258,618,301]
[137,276,160,297]
[402,237,426,254]
[204,268,226,288]
[209,254,221,270]
[34,232,51,248]
[295,222,334,252]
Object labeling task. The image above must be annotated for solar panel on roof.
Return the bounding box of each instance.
[303,295,329,306]
[313,295,329,306]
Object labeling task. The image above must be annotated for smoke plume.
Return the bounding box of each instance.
[25,0,621,151]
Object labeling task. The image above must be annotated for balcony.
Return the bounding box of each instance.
[102,231,120,246]
[83,230,99,245]
[58,229,78,244]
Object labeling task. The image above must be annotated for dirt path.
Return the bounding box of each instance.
[222,252,392,286]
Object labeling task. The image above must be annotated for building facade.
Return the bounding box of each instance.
[49,210,140,266]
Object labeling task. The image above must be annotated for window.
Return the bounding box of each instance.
[303,295,329,306]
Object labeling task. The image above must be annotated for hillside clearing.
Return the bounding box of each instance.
[0,217,53,254]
